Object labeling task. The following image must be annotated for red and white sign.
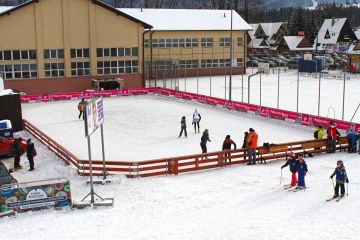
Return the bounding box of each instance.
[52,92,82,101]
[21,95,40,103]
[268,108,301,123]
[233,102,259,114]
[205,96,226,106]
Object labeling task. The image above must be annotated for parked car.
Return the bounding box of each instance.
[0,160,17,188]
[287,60,299,69]
[246,60,259,67]
[0,137,27,157]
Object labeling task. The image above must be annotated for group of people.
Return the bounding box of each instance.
[314,121,360,154]
[11,137,36,171]
[179,109,259,165]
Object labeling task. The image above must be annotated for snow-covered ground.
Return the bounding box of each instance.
[21,95,313,161]
[148,69,360,123]
[1,84,360,240]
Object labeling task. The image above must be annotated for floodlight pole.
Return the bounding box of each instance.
[318,73,321,116]
[87,136,95,203]
[229,8,233,100]
[101,125,107,180]
[296,70,300,112]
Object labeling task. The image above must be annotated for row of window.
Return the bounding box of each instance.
[0,50,37,61]
[149,58,243,70]
[145,38,244,48]
[0,64,37,79]
[96,48,138,58]
[97,60,139,75]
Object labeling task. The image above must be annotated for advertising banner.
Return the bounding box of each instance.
[121,89,129,96]
[198,95,206,104]
[20,95,41,103]
[82,91,92,100]
[85,97,104,137]
[267,108,301,123]
[205,96,226,106]
[1,178,72,213]
[301,114,311,126]
[41,94,51,102]
[129,88,154,95]
[52,92,82,101]
[260,107,268,117]
[92,90,120,98]
[175,91,199,101]
[233,102,259,114]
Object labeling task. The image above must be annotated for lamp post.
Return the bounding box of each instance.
[229,4,234,100]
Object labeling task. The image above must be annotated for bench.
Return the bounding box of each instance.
[257,144,289,164]
[337,137,348,152]
[301,140,328,157]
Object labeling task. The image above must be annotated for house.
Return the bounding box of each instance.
[278,36,315,54]
[348,40,360,73]
[248,38,270,54]
[315,18,358,53]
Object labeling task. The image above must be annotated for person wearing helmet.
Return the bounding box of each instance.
[281,152,299,187]
[192,109,201,133]
[330,160,349,198]
[296,156,308,189]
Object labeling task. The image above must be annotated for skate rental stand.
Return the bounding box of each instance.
[74,97,114,208]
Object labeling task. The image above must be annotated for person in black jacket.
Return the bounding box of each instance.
[200,129,211,153]
[26,138,36,171]
[11,138,22,169]
[330,160,349,197]
[178,116,187,138]
[242,131,249,148]
[222,135,236,163]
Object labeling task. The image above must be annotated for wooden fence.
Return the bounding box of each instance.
[23,119,349,178]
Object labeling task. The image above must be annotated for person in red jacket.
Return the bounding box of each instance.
[246,128,258,165]
[222,135,236,163]
[326,121,340,153]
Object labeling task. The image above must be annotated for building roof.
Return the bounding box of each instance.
[248,24,259,39]
[283,36,315,51]
[0,0,152,28]
[316,18,348,45]
[348,41,360,55]
[118,8,252,31]
[248,38,269,49]
[260,22,284,39]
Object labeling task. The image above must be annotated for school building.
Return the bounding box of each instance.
[0,0,251,94]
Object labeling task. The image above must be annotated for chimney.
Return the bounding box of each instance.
[224,13,226,18]
[141,8,143,12]
[332,18,335,27]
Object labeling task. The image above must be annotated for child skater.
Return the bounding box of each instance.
[178,116,187,138]
[330,160,349,198]
[296,155,308,190]
[281,152,298,187]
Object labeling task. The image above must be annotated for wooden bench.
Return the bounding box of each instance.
[301,140,328,156]
[257,144,289,164]
[337,137,348,152]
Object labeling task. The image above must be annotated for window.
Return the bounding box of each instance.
[44,49,64,59]
[179,60,198,69]
[144,39,150,48]
[44,63,65,78]
[179,39,185,48]
[201,59,230,68]
[158,39,165,48]
[29,50,36,59]
[0,64,37,79]
[237,58,243,67]
[220,38,231,47]
[97,60,138,75]
[185,38,198,47]
[71,61,90,76]
[201,38,213,47]
[111,48,117,57]
[237,37,243,46]
[71,48,89,58]
[97,48,103,57]
[4,51,11,60]
[97,47,138,57]
[13,50,20,60]
[132,47,138,56]
[172,39,179,47]
[125,48,131,56]
[165,39,172,48]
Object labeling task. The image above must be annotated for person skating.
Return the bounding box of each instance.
[326,121,340,153]
[192,109,201,133]
[314,125,325,140]
[222,135,236,163]
[11,137,23,169]
[26,138,36,171]
[178,116,187,138]
[78,98,87,120]
[346,129,357,153]
[281,152,298,187]
[296,156,308,190]
[200,129,211,154]
[330,160,349,198]
[246,128,258,165]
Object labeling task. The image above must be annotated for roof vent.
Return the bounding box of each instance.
[224,13,226,18]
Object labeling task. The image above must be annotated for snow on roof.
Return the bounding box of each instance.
[317,18,347,45]
[0,6,14,14]
[283,36,315,51]
[348,41,360,55]
[248,24,259,39]
[248,38,269,49]
[118,8,252,31]
[355,29,360,39]
[260,22,284,39]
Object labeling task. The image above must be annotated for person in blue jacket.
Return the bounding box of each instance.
[330,160,349,197]
[296,155,308,189]
[346,129,357,153]
[200,129,211,153]
[281,152,298,186]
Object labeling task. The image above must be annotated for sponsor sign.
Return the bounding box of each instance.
[175,91,199,101]
[20,95,40,103]
[1,178,72,213]
[233,102,259,114]
[267,108,300,123]
[52,92,82,101]
[205,96,226,106]
[92,90,120,98]
[304,53,312,61]
[85,97,104,137]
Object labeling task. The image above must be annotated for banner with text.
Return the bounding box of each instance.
[85,97,104,137]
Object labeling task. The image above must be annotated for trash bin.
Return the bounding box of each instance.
[0,120,13,138]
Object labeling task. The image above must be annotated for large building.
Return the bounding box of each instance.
[0,1,251,94]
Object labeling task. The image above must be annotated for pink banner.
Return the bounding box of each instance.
[41,94,51,102]
[267,108,301,122]
[82,91,92,99]
[260,107,268,117]
[205,96,226,106]
[20,95,41,103]
[198,95,206,104]
[51,92,82,101]
[355,124,360,133]
[92,90,120,98]
[224,100,233,110]
[157,88,176,96]
[121,89,129,96]
[233,102,259,114]
[129,88,153,95]
[175,91,199,101]
[301,114,311,126]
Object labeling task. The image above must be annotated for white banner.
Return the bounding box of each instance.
[85,97,104,137]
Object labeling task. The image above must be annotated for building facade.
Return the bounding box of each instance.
[0,0,151,94]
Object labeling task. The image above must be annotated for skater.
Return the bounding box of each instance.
[281,152,298,187]
[330,160,349,198]
[242,131,249,148]
[314,125,324,140]
[296,156,308,189]
[11,137,22,169]
[78,98,86,120]
[192,109,201,133]
[326,121,340,153]
[346,129,357,153]
[222,135,236,163]
[246,128,258,165]
[26,138,36,171]
[200,129,211,154]
[178,116,187,138]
